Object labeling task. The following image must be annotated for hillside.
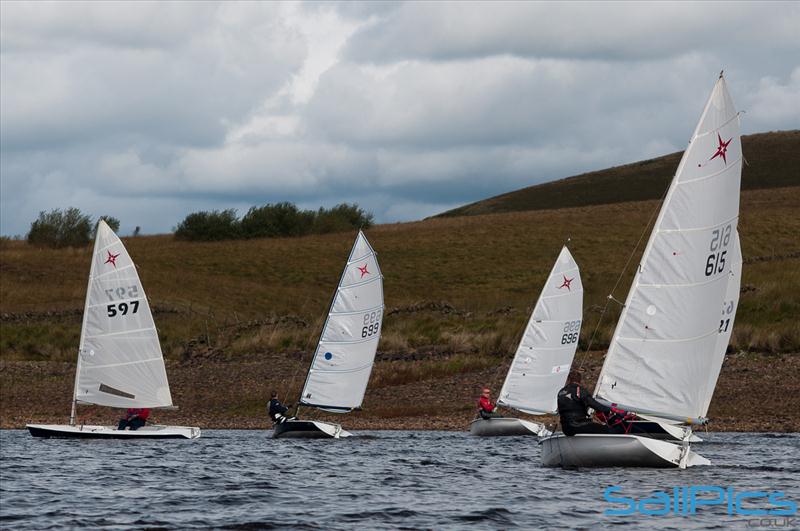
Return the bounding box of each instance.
[437,130,800,217]
[2,185,799,430]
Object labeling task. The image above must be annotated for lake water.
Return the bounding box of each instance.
[1,430,798,529]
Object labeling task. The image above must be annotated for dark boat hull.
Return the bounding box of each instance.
[272,419,351,439]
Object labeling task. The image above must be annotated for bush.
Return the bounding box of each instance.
[27,208,93,248]
[174,209,241,241]
[241,202,315,239]
[95,215,121,236]
[314,203,373,234]
[174,202,374,241]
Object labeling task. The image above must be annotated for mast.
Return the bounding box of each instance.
[70,221,103,425]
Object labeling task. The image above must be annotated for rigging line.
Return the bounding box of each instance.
[576,181,671,370]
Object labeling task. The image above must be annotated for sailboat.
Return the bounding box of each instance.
[273,230,383,439]
[541,73,742,468]
[27,220,200,439]
[470,246,582,437]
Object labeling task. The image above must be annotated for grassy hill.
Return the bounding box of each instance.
[437,130,800,217]
[2,184,799,430]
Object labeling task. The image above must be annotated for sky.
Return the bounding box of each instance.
[1,1,798,236]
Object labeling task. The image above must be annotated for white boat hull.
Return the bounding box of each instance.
[272,419,352,439]
[540,434,710,469]
[27,424,201,439]
[469,417,550,437]
[630,421,703,442]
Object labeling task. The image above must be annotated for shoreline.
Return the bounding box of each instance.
[3,351,799,432]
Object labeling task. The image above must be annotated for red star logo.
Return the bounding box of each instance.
[709,133,732,165]
[558,275,574,291]
[357,263,370,278]
[104,250,121,268]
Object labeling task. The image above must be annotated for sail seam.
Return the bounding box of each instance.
[309,362,373,374]
[84,326,157,339]
[80,356,163,369]
[93,264,136,279]
[675,156,742,185]
[318,336,381,346]
[637,273,729,289]
[617,327,719,344]
[338,275,382,290]
[656,214,740,234]
[326,304,384,316]
[348,252,374,264]
[694,113,740,139]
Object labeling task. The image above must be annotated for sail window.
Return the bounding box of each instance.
[98,384,135,399]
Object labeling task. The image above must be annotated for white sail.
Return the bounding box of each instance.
[595,75,742,421]
[701,230,742,417]
[299,231,383,411]
[498,246,583,415]
[74,220,173,408]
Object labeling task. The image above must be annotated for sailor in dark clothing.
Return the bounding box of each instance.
[557,369,630,436]
[268,391,293,424]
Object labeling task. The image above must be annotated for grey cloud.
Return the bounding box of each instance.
[342,2,800,66]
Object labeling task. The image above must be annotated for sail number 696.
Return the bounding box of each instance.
[561,319,581,344]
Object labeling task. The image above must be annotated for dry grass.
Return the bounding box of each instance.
[1,186,799,363]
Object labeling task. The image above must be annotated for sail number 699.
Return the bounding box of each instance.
[361,311,381,338]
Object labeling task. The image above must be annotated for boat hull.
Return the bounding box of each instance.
[629,421,703,442]
[540,434,710,469]
[27,424,201,439]
[469,417,550,437]
[272,419,352,439]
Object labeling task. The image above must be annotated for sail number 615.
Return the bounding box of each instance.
[705,224,732,277]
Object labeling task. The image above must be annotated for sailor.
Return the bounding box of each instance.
[477,387,501,420]
[557,369,629,436]
[117,408,150,431]
[268,391,293,423]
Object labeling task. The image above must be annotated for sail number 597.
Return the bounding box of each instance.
[361,311,381,338]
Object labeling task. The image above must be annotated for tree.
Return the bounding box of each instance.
[240,202,315,239]
[27,208,93,248]
[93,215,121,237]
[174,209,241,241]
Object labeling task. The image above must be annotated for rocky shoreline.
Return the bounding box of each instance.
[2,351,798,432]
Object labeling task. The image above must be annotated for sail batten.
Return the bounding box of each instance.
[74,220,173,409]
[595,75,742,420]
[299,231,384,412]
[498,246,583,415]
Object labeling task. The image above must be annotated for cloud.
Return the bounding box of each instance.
[1,1,798,236]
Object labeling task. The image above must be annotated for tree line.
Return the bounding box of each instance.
[23,202,372,247]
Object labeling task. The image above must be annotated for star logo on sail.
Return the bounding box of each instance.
[357,263,370,278]
[708,133,732,165]
[558,275,575,291]
[104,250,121,268]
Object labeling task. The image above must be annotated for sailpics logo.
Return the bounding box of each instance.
[603,486,797,517]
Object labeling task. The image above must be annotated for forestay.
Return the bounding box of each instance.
[595,75,742,421]
[74,220,173,408]
[498,246,583,415]
[300,231,383,411]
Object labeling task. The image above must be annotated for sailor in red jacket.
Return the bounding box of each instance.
[117,408,151,431]
[477,387,500,420]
